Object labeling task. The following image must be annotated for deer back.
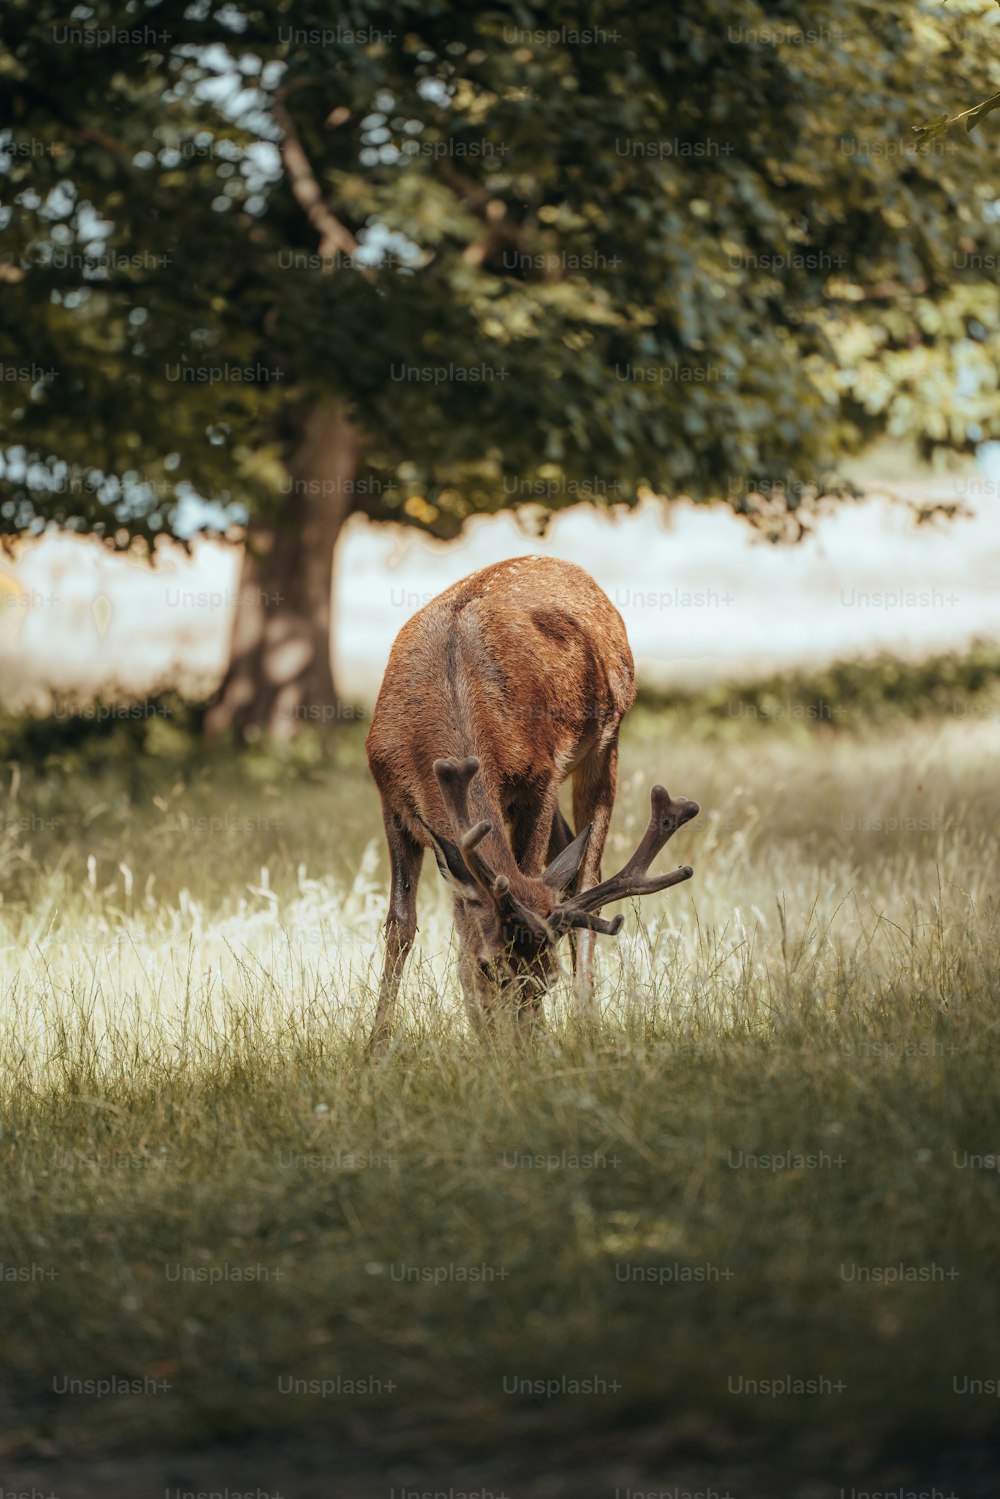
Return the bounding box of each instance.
[366,556,635,839]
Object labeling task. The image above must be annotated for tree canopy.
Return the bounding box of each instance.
[2,0,999,553]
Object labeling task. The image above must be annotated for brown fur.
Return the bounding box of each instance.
[366,556,636,1046]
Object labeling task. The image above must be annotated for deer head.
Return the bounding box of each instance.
[424,756,698,1008]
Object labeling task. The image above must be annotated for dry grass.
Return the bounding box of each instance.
[0,692,998,1463]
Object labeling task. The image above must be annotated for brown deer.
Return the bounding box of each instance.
[365,556,698,1047]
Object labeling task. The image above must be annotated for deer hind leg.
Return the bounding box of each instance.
[368,812,422,1054]
[570,739,620,1013]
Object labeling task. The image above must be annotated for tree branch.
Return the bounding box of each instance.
[273,99,368,270]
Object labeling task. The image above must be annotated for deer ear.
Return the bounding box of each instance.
[419,819,477,889]
[541,822,592,893]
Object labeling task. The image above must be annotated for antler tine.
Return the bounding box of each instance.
[432,757,553,936]
[433,756,499,891]
[550,908,624,937]
[563,785,699,913]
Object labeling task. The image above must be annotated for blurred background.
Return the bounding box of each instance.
[3,456,1000,712]
[2,0,1000,733]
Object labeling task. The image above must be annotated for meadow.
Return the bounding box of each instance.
[1,651,1000,1491]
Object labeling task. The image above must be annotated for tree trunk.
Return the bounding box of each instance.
[204,402,360,741]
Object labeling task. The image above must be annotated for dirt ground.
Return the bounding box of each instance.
[4,1431,999,1499]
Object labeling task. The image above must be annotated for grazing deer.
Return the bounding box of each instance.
[365,556,698,1047]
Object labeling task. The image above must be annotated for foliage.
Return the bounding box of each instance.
[2,0,1000,549]
[638,637,1000,733]
[1,638,997,775]
[913,0,1000,145]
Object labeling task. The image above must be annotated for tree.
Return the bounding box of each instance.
[2,0,999,735]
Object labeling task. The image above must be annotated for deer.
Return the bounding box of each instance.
[365,555,699,1048]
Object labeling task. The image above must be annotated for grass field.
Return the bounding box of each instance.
[1,658,1000,1487]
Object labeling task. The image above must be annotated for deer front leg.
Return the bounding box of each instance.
[368,812,422,1054]
[570,740,619,1014]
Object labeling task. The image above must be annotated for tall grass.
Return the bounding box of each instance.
[1,671,999,1461]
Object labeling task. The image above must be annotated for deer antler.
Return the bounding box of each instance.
[432,757,550,936]
[551,908,625,936]
[554,786,699,920]
[432,757,498,888]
